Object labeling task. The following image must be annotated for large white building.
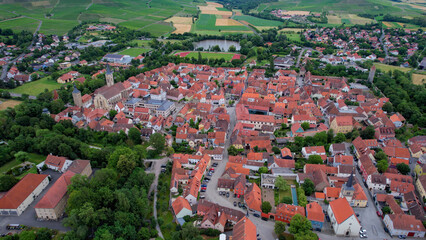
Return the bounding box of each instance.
[327,197,361,236]
[0,174,49,216]
[384,214,426,238]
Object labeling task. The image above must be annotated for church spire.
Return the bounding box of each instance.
[346,169,354,188]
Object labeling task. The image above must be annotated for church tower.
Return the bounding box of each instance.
[340,170,355,203]
[72,84,82,107]
[106,64,114,87]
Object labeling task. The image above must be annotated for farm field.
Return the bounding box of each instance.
[382,21,423,30]
[119,47,151,57]
[175,51,240,61]
[374,63,412,73]
[0,17,40,33]
[9,77,64,96]
[233,15,283,27]
[0,99,22,110]
[412,73,425,85]
[192,14,251,33]
[165,16,193,34]
[279,28,312,33]
[0,0,197,36]
[327,14,374,25]
[255,0,424,16]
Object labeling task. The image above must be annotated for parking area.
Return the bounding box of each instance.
[0,170,70,235]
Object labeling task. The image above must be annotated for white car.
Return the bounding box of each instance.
[359,228,367,234]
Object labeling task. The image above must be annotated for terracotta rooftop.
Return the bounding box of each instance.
[0,174,49,209]
[329,197,357,224]
[35,171,75,209]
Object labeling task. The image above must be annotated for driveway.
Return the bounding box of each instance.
[0,170,70,234]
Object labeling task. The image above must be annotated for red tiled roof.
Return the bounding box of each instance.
[45,154,67,171]
[0,174,49,209]
[306,201,324,223]
[329,198,357,224]
[35,171,75,209]
[172,196,191,215]
[232,217,257,240]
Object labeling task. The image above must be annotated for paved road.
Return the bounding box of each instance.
[0,170,70,235]
[379,28,389,63]
[147,158,169,240]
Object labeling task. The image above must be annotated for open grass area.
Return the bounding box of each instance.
[176,51,237,61]
[374,63,412,73]
[0,99,22,110]
[0,17,39,33]
[412,73,425,85]
[131,39,152,47]
[285,33,301,41]
[0,153,46,176]
[9,77,64,96]
[233,15,282,27]
[118,47,151,57]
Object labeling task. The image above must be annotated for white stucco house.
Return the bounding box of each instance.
[327,197,361,237]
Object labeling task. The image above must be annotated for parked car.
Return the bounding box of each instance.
[253,213,260,218]
[359,233,367,238]
[201,184,207,188]
[204,177,210,181]
[261,217,268,221]
[359,229,366,234]
[398,235,406,239]
[238,202,242,208]
[234,202,237,207]
[201,187,206,190]
[200,189,206,192]
[226,192,230,198]
[418,160,422,164]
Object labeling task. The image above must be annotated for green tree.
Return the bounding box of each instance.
[274,221,286,236]
[128,127,142,145]
[14,151,29,162]
[396,163,410,175]
[377,159,389,173]
[228,45,236,52]
[258,166,268,174]
[261,201,272,213]
[275,176,289,191]
[382,102,394,113]
[308,155,323,164]
[227,145,239,156]
[108,110,117,120]
[289,214,313,234]
[382,206,391,214]
[302,179,315,196]
[0,175,19,192]
[297,188,307,207]
[375,151,388,161]
[149,133,165,154]
[360,126,375,139]
[281,196,292,204]
[333,133,346,143]
[301,122,310,130]
[19,230,36,240]
[117,154,137,177]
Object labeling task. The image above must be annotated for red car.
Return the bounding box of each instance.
[418,160,422,164]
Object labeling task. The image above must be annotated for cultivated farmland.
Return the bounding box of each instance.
[233,15,282,27]
[166,16,193,34]
[412,74,426,85]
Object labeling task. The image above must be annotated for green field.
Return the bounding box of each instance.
[255,0,424,16]
[285,33,301,41]
[178,51,237,61]
[216,7,229,11]
[0,17,39,33]
[192,14,251,33]
[9,76,64,96]
[0,10,19,20]
[374,63,412,73]
[119,47,151,57]
[233,15,283,27]
[0,153,46,178]
[0,0,198,36]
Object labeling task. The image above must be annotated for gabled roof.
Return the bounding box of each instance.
[232,217,257,240]
[329,197,357,224]
[0,174,49,209]
[306,201,325,223]
[172,196,191,215]
[244,183,262,212]
[35,171,75,209]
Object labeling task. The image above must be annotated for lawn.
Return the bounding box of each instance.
[131,39,152,47]
[274,180,297,205]
[0,153,45,176]
[374,63,412,73]
[140,23,174,37]
[119,47,151,57]
[412,73,425,85]
[9,77,64,96]
[285,33,301,41]
[176,51,237,61]
[233,15,282,27]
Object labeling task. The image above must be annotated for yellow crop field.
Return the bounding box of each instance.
[216,19,243,26]
[166,17,193,34]
[328,15,342,24]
